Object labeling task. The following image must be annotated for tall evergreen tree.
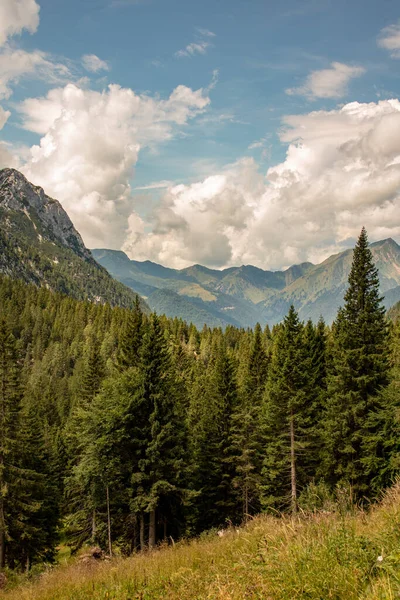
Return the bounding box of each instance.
[117,296,143,370]
[0,320,22,567]
[321,227,390,497]
[131,314,185,548]
[261,306,312,513]
[232,324,268,520]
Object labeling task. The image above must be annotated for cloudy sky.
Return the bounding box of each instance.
[1,0,400,269]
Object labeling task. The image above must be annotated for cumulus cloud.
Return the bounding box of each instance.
[286,62,365,100]
[18,82,210,248]
[121,99,400,269]
[378,22,400,58]
[0,0,40,47]
[82,54,110,73]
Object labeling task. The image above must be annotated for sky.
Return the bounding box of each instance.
[1,0,400,270]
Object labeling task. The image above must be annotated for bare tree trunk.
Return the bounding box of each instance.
[139,513,145,551]
[244,476,249,522]
[91,509,96,543]
[0,496,5,569]
[131,515,138,554]
[106,485,112,557]
[149,509,156,549]
[163,517,167,542]
[290,410,297,514]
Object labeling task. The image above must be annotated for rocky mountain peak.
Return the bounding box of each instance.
[0,168,91,260]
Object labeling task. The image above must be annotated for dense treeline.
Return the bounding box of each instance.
[0,228,399,570]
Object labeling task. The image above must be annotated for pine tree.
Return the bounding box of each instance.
[321,227,390,498]
[131,314,185,548]
[261,306,310,513]
[117,296,143,370]
[213,345,240,523]
[187,339,240,532]
[232,324,268,520]
[0,320,22,567]
[300,318,328,484]
[81,337,104,404]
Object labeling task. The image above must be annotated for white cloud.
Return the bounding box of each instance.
[175,29,215,58]
[0,0,40,47]
[121,99,400,269]
[0,46,71,100]
[0,1,72,106]
[176,41,210,58]
[0,105,10,130]
[82,54,110,73]
[378,22,400,58]
[286,62,365,100]
[196,28,216,37]
[18,82,210,248]
[135,180,173,190]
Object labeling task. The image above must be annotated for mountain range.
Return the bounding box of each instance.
[93,238,400,328]
[0,167,399,329]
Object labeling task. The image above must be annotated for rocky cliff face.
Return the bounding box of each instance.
[0,168,146,309]
[0,168,91,260]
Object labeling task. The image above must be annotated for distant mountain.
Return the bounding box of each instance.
[0,168,147,310]
[93,238,400,328]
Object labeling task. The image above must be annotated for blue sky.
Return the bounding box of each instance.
[1,0,400,268]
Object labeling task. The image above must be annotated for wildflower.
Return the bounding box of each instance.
[377,556,383,562]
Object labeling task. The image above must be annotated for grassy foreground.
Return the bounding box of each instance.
[4,485,400,600]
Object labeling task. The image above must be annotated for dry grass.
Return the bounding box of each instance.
[3,485,400,600]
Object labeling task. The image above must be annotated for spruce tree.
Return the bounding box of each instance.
[0,320,22,567]
[261,306,310,513]
[321,227,390,498]
[232,324,268,520]
[131,314,185,548]
[117,296,143,370]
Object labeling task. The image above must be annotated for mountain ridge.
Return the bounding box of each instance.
[93,237,400,327]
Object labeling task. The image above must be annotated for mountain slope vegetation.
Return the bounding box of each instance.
[0,168,146,309]
[5,483,400,600]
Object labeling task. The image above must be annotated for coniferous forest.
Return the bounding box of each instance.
[0,227,399,572]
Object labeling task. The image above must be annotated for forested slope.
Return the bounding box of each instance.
[0,168,146,310]
[0,230,399,578]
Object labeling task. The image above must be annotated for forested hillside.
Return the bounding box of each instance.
[0,228,399,577]
[0,168,146,310]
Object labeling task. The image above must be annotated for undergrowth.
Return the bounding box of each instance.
[3,484,400,600]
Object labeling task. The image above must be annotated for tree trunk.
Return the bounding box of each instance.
[0,531,4,570]
[244,475,249,522]
[131,515,138,554]
[91,509,96,543]
[0,496,5,569]
[290,410,297,514]
[149,509,156,549]
[163,517,167,542]
[106,485,112,557]
[139,513,145,551]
